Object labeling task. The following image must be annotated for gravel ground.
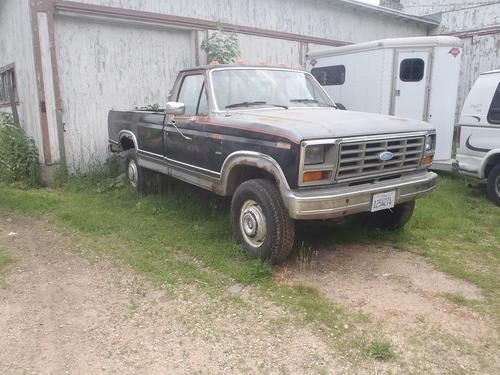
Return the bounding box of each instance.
[0,214,350,375]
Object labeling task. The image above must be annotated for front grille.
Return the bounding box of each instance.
[336,136,425,181]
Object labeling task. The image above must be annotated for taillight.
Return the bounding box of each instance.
[456,126,461,145]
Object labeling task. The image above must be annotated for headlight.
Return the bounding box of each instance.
[425,133,436,152]
[304,145,325,165]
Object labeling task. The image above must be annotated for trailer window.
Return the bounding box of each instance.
[311,65,345,86]
[399,59,424,82]
[487,82,500,124]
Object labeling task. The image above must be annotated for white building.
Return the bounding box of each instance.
[0,0,469,179]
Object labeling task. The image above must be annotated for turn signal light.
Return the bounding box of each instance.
[303,171,327,182]
[422,155,434,165]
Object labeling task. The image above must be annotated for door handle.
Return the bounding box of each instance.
[395,89,401,96]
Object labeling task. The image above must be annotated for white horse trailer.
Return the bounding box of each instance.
[305,36,463,170]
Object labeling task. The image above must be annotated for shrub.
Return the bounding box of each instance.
[200,26,240,64]
[0,113,40,187]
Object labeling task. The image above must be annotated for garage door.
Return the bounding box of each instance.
[54,16,195,169]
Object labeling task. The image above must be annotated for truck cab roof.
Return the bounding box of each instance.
[179,64,305,73]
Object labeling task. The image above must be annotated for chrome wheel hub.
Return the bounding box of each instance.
[495,175,500,197]
[128,159,138,188]
[240,200,267,248]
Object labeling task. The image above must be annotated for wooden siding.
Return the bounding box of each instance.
[0,0,44,161]
[54,16,195,168]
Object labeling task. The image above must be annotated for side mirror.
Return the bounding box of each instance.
[165,102,185,116]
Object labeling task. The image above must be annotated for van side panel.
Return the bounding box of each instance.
[310,49,388,114]
[457,72,500,177]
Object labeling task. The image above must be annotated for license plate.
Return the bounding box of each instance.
[371,191,396,212]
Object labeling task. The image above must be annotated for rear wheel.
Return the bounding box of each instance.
[230,179,295,263]
[125,150,149,193]
[363,200,416,230]
[486,164,500,206]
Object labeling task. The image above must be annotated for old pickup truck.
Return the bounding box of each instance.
[109,65,437,263]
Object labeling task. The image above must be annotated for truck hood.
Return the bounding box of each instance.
[223,108,433,142]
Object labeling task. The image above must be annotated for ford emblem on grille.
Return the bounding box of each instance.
[379,151,394,161]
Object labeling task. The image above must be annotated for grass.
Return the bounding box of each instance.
[0,250,13,270]
[365,339,396,361]
[0,170,498,365]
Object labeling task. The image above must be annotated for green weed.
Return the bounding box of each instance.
[365,339,396,361]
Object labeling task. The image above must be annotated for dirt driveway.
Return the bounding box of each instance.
[0,214,498,374]
[0,215,347,374]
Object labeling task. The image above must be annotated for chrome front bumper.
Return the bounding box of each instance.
[285,171,438,220]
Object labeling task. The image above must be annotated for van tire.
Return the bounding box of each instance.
[486,164,500,206]
[364,200,416,230]
[230,179,295,264]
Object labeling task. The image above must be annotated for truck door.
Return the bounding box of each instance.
[164,73,216,173]
[392,51,430,121]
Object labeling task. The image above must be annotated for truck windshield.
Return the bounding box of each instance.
[211,69,335,110]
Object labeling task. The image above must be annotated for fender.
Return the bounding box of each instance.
[220,151,291,201]
[118,130,139,150]
[479,149,500,178]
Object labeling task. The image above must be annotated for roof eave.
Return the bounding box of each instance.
[335,0,440,26]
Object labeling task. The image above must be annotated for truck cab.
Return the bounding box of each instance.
[456,70,500,205]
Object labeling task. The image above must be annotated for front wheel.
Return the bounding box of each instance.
[230,179,295,263]
[486,164,500,206]
[363,200,416,230]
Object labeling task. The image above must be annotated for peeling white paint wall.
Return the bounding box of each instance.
[428,3,500,118]
[0,0,43,161]
[434,3,500,33]
[54,16,195,169]
[399,0,495,16]
[75,0,429,42]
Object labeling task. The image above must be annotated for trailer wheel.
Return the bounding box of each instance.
[363,200,416,230]
[125,150,149,193]
[230,179,295,263]
[486,164,500,206]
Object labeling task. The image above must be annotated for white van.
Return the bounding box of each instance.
[455,70,500,205]
[305,36,463,171]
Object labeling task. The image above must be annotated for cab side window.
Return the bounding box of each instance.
[177,74,207,116]
[487,82,500,124]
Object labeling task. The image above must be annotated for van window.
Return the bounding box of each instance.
[487,82,500,124]
[400,59,424,82]
[311,65,345,85]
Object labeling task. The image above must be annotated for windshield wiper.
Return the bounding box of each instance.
[225,101,288,109]
[290,98,337,108]
[290,98,319,103]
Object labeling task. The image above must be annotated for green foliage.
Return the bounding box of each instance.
[0,113,40,187]
[200,26,240,64]
[365,340,395,361]
[0,249,14,272]
[142,103,161,111]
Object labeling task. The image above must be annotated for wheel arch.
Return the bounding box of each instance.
[480,150,500,178]
[118,130,138,151]
[220,152,291,200]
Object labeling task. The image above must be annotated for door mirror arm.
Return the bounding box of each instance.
[163,102,192,141]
